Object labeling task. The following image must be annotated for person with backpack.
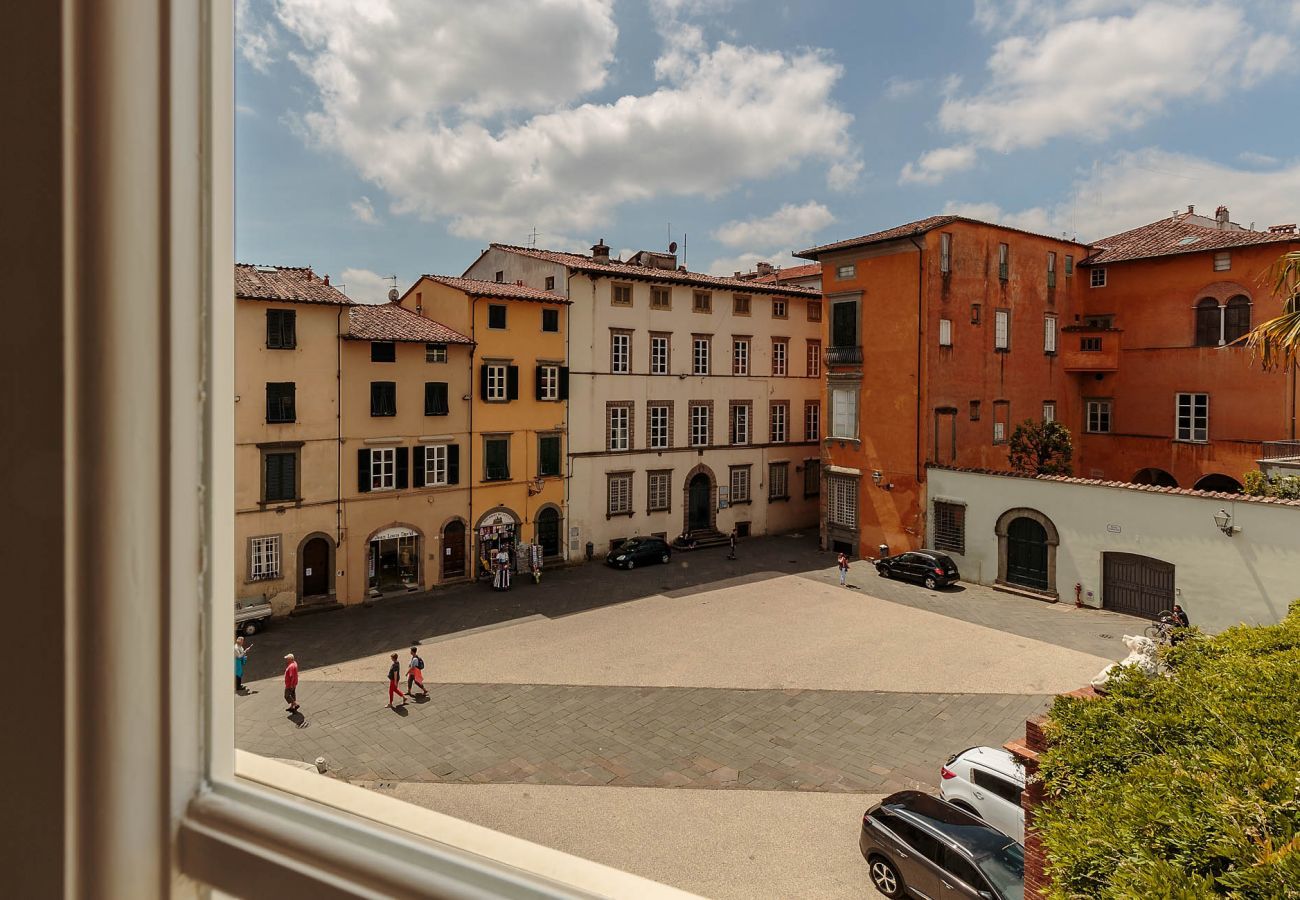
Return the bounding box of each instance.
[406,645,429,697]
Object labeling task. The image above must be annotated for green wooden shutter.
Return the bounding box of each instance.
[412,446,425,488]
[447,444,460,484]
[395,446,409,489]
[506,365,519,401]
[357,449,371,493]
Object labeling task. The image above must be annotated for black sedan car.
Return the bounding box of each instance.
[876,549,960,589]
[860,790,1025,899]
[605,536,672,569]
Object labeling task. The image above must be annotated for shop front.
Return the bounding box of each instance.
[475,509,518,579]
[368,525,421,594]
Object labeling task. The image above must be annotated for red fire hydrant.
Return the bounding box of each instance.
[1074,582,1083,608]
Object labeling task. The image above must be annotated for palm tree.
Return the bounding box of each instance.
[1244,250,1300,370]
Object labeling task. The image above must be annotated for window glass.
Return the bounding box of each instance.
[266,382,296,423]
[772,339,787,376]
[972,768,1023,805]
[994,309,1010,349]
[831,300,857,347]
[611,332,630,373]
[647,471,670,511]
[1090,267,1107,288]
[371,341,396,362]
[939,318,953,347]
[804,401,820,441]
[772,299,787,319]
[768,462,789,499]
[651,335,669,374]
[484,437,510,480]
[1195,298,1220,346]
[807,301,821,322]
[424,444,449,486]
[1044,316,1057,353]
[423,381,449,416]
[612,283,632,306]
[1223,296,1250,344]
[607,405,630,451]
[1176,393,1209,442]
[648,404,670,449]
[425,342,447,362]
[692,291,712,313]
[836,264,855,279]
[942,848,985,892]
[690,403,710,446]
[266,309,296,349]
[650,286,671,309]
[541,309,559,332]
[249,535,281,580]
[607,473,632,515]
[730,466,750,503]
[831,388,857,439]
[806,340,821,377]
[1086,399,1112,433]
[538,435,561,477]
[732,338,749,375]
[693,337,710,375]
[733,294,750,315]
[487,304,507,328]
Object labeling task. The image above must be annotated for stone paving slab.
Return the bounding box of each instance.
[236,681,1051,792]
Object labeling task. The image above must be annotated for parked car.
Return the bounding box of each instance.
[605,536,672,569]
[860,790,1025,900]
[876,549,960,589]
[234,597,273,637]
[940,746,1026,843]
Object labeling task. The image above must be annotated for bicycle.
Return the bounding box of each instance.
[1144,611,1177,644]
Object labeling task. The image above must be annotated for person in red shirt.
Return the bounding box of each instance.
[282,653,300,713]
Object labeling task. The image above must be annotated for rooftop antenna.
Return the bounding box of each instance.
[527,226,540,248]
[385,274,398,303]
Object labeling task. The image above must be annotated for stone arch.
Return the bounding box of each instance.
[1132,467,1178,488]
[294,531,336,604]
[437,515,468,581]
[681,463,718,536]
[363,522,425,593]
[474,506,522,572]
[1193,473,1242,494]
[533,502,563,559]
[994,507,1060,597]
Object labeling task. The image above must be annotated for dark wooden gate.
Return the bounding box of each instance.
[688,474,711,532]
[1006,517,1048,590]
[442,521,466,578]
[1103,553,1174,620]
[536,508,560,557]
[301,537,329,597]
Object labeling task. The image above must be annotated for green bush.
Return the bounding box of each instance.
[1242,470,1268,496]
[1239,471,1300,500]
[1036,602,1300,898]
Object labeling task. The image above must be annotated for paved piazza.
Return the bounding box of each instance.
[237,535,1134,897]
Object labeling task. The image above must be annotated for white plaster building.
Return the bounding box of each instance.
[465,242,823,556]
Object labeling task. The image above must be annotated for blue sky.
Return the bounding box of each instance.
[236,0,1300,301]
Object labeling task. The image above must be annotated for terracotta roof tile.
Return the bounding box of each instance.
[345,304,472,344]
[491,244,818,297]
[235,263,354,305]
[1082,213,1299,265]
[796,215,1087,259]
[421,274,570,303]
[750,262,822,284]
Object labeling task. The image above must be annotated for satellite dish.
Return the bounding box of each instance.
[669,241,678,254]
[387,287,399,302]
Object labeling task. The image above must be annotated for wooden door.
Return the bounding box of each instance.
[442,521,466,578]
[1006,517,1048,590]
[301,537,329,597]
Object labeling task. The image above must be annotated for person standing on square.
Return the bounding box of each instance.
[837,552,849,587]
[727,529,737,560]
[234,636,249,693]
[282,653,299,713]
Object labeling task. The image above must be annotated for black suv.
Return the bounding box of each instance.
[604,536,672,569]
[876,549,960,589]
[860,791,1024,899]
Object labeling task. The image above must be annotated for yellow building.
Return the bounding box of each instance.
[399,275,570,570]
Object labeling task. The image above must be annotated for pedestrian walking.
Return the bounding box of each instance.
[406,646,429,697]
[282,653,299,713]
[386,653,407,708]
[837,552,849,586]
[727,529,737,560]
[234,636,250,693]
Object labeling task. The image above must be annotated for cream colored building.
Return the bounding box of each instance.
[235,264,474,614]
[465,242,822,556]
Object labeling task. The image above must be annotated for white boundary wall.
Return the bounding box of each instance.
[928,468,1300,632]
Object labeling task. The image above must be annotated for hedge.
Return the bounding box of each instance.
[1036,601,1300,898]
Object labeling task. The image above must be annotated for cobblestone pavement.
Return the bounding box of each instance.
[237,680,1051,792]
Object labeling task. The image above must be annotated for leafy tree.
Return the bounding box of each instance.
[1007,418,1073,476]
[1244,250,1300,370]
[1036,602,1300,898]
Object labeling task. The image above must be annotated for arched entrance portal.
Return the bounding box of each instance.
[1132,468,1178,487]
[367,525,421,593]
[535,506,561,558]
[995,507,1060,596]
[688,474,711,532]
[1194,473,1242,494]
[301,537,330,597]
[442,520,466,579]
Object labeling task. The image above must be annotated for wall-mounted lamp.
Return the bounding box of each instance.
[1212,508,1239,536]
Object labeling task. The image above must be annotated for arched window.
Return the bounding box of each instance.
[1223,295,1251,344]
[1194,298,1220,346]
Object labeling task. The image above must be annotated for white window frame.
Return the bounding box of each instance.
[485,363,507,401]
[249,535,281,581]
[994,309,1010,350]
[425,342,447,363]
[733,338,749,375]
[805,401,820,441]
[830,388,858,440]
[993,421,1006,443]
[772,339,787,376]
[647,471,670,511]
[690,403,711,447]
[424,443,449,486]
[730,466,751,503]
[371,446,396,490]
[827,475,858,527]
[939,233,951,274]
[648,404,669,449]
[938,318,953,347]
[611,332,630,374]
[769,462,789,500]
[770,402,788,444]
[1175,392,1209,442]
[1042,402,1056,424]
[836,264,855,279]
[538,364,559,401]
[1213,251,1231,272]
[607,472,632,515]
[772,299,787,319]
[807,340,821,377]
[650,335,669,375]
[1044,315,1057,353]
[1090,267,1107,288]
[693,337,710,375]
[731,403,750,445]
[1086,399,1113,434]
[608,405,630,451]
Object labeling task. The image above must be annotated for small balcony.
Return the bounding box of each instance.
[825,345,863,366]
[1060,327,1120,373]
[1260,440,1300,462]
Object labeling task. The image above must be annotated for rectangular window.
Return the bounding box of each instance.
[827,475,858,528]
[1086,399,1112,434]
[1047,251,1057,288]
[772,299,787,319]
[1090,267,1107,288]
[831,299,857,347]
[940,232,952,274]
[732,338,749,375]
[1084,315,1113,328]
[970,303,981,324]
[836,264,855,279]
[370,341,396,362]
[1065,254,1074,276]
[647,471,671,512]
[730,402,751,445]
[541,309,559,332]
[998,243,1009,281]
[993,401,1010,444]
[733,294,750,315]
[1042,401,1056,423]
[689,402,711,447]
[650,286,671,310]
[487,304,507,329]
[806,340,821,377]
[369,382,396,417]
[485,364,507,401]
[933,501,965,555]
[536,364,559,401]
[544,275,556,291]
[804,400,820,441]
[538,435,562,477]
[693,336,711,375]
[266,309,296,349]
[938,318,953,347]
[830,388,857,439]
[1044,315,1057,353]
[425,342,447,363]
[423,381,449,416]
[484,437,510,481]
[807,300,822,322]
[772,339,788,376]
[969,400,980,421]
[1176,392,1209,442]
[994,309,1010,350]
[648,404,670,449]
[607,472,632,516]
[262,451,297,503]
[607,404,631,451]
[729,465,751,503]
[249,535,281,581]
[370,447,396,490]
[494,270,504,283]
[692,291,712,313]
[612,283,632,306]
[770,401,788,443]
[424,444,449,486]
[265,382,295,423]
[610,331,631,374]
[650,334,669,374]
[1213,252,1231,272]
[804,459,821,497]
[1080,336,1102,352]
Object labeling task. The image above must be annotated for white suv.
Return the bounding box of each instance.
[939,746,1025,843]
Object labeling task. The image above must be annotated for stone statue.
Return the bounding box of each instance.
[1090,634,1161,693]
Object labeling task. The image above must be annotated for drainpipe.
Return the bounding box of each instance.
[335,306,343,551]
[468,294,477,565]
[907,233,925,483]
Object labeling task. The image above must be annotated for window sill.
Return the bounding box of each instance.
[646,507,671,515]
[729,498,753,506]
[606,511,635,520]
[768,495,790,503]
[257,498,303,508]
[265,420,297,426]
[1173,438,1209,445]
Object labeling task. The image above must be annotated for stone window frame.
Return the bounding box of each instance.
[804,400,820,441]
[771,298,788,319]
[606,470,634,518]
[732,294,751,316]
[806,300,822,323]
[650,285,672,310]
[647,400,674,450]
[649,331,671,375]
[610,328,633,374]
[769,400,789,444]
[728,464,752,505]
[729,400,752,446]
[611,282,633,307]
[646,469,672,514]
[606,400,634,452]
[771,337,789,376]
[731,335,750,376]
[806,339,821,377]
[257,440,303,506]
[688,400,713,448]
[692,334,712,376]
[692,290,712,314]
[767,461,790,501]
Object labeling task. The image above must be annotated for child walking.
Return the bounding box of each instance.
[386,653,407,708]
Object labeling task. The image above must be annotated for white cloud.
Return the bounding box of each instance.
[237,0,280,73]
[337,267,393,304]
[279,1,860,242]
[1238,151,1279,167]
[884,76,924,100]
[900,145,977,185]
[941,201,1055,235]
[713,202,836,249]
[706,251,792,277]
[350,195,378,225]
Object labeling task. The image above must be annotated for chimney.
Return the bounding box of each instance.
[1186,204,1195,215]
[1215,206,1229,229]
[323,274,330,285]
[1268,224,1298,235]
[591,239,610,263]
[756,261,775,277]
